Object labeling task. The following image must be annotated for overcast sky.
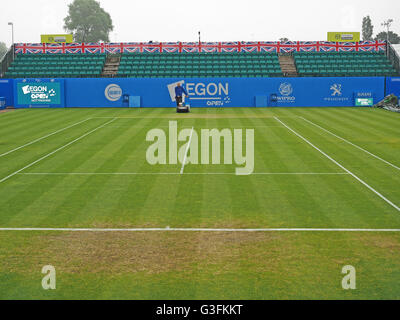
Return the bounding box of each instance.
[0,0,399,46]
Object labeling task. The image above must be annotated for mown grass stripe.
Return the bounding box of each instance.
[0,118,92,158]
[67,115,169,226]
[274,116,400,213]
[0,118,117,184]
[248,114,335,227]
[300,116,400,171]
[298,110,400,168]
[328,108,400,137]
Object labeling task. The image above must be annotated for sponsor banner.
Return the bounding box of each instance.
[41,34,74,44]
[355,98,374,106]
[14,79,65,108]
[63,77,385,108]
[327,32,361,42]
[6,77,385,108]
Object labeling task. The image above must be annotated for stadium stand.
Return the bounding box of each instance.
[294,51,398,77]
[117,52,283,78]
[1,41,399,79]
[5,53,106,78]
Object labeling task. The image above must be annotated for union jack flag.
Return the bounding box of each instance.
[14,41,387,55]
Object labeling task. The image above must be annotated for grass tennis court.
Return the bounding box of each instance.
[0,107,399,299]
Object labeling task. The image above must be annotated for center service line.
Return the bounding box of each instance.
[180,127,194,174]
[0,118,117,184]
[274,117,400,212]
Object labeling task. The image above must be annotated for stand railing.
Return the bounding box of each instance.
[0,44,15,78]
[387,42,400,75]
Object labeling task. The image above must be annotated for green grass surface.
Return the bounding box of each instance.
[0,107,399,299]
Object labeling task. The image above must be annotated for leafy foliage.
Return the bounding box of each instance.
[362,16,374,41]
[64,0,114,42]
[0,42,8,60]
[375,31,400,44]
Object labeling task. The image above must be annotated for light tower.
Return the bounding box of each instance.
[8,22,14,59]
[381,19,393,54]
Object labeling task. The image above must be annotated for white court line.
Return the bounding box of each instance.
[0,118,117,184]
[18,172,350,176]
[0,227,399,232]
[90,116,298,119]
[274,117,400,212]
[0,118,92,158]
[105,125,285,128]
[180,127,194,174]
[300,116,400,171]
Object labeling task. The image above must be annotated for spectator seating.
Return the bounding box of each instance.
[5,54,106,78]
[117,52,283,78]
[294,51,397,77]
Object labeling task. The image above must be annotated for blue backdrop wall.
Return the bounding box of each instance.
[5,76,386,108]
[65,77,385,108]
[0,79,14,107]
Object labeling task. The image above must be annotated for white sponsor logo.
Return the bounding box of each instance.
[279,83,293,96]
[357,92,372,97]
[330,83,342,96]
[22,85,56,99]
[105,84,122,101]
[341,34,354,40]
[277,82,295,103]
[324,83,349,102]
[22,85,31,95]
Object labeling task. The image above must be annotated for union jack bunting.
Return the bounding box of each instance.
[14,41,386,54]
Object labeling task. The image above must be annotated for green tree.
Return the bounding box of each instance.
[375,31,400,44]
[362,16,374,41]
[64,0,114,42]
[0,42,8,60]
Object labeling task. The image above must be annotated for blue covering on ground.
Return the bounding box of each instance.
[386,77,400,101]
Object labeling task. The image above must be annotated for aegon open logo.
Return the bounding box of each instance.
[185,82,229,97]
[105,84,122,101]
[167,81,230,106]
[21,85,56,100]
[22,85,48,95]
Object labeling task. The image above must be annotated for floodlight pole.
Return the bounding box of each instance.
[8,22,14,59]
[381,19,393,54]
[198,31,201,45]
